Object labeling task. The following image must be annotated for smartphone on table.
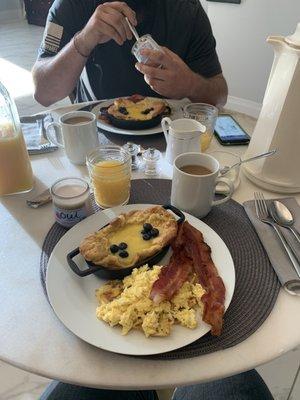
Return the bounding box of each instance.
[214,114,250,145]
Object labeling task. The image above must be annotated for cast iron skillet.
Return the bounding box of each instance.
[66,205,185,280]
[99,104,171,131]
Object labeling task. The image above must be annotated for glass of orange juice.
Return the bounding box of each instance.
[86,146,131,208]
[183,103,218,152]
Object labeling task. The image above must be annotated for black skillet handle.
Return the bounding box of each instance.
[163,204,185,224]
[66,248,100,277]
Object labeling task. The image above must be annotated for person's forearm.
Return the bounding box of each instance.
[32,36,89,107]
[33,2,137,107]
[188,73,228,108]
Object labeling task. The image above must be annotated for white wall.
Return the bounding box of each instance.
[207,0,300,106]
[0,0,20,12]
[0,0,22,21]
[200,0,208,12]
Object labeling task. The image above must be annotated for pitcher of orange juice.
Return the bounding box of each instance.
[0,82,34,196]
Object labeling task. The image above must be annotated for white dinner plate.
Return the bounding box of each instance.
[91,98,185,136]
[46,204,235,356]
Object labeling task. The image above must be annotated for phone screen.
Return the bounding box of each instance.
[214,115,250,143]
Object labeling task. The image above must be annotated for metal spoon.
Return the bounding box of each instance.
[271,200,300,244]
[219,149,277,176]
[125,17,139,41]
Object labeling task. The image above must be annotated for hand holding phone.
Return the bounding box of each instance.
[214,114,250,146]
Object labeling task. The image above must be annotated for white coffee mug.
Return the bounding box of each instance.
[162,117,206,164]
[46,111,99,165]
[171,152,234,218]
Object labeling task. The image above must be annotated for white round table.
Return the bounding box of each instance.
[0,106,299,390]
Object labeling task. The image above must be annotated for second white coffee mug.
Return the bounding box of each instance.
[46,111,99,165]
[171,152,234,218]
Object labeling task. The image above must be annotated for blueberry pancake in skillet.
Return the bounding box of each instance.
[79,206,177,269]
[99,95,171,130]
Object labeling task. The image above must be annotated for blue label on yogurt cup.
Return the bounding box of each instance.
[54,206,88,228]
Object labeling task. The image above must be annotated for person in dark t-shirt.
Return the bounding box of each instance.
[32,0,228,107]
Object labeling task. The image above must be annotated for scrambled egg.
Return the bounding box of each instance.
[96,265,205,338]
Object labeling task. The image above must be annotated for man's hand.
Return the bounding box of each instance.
[135,47,228,105]
[135,47,197,99]
[76,2,137,56]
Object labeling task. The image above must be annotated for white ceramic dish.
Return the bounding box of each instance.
[46,204,235,356]
[91,98,185,136]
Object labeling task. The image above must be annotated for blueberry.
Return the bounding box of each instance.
[110,244,119,254]
[118,106,129,115]
[143,223,153,232]
[143,233,151,241]
[119,250,129,258]
[141,229,147,235]
[141,107,154,115]
[150,228,159,238]
[118,242,128,250]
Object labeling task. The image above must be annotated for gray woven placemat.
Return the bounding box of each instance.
[40,179,280,360]
[98,129,166,152]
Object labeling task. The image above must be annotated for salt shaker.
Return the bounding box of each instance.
[143,147,161,176]
[123,142,140,170]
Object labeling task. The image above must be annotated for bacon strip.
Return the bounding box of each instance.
[150,221,226,336]
[182,222,225,336]
[150,246,193,303]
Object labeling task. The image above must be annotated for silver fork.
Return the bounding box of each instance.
[254,192,300,278]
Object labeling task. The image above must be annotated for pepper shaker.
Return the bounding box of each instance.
[123,142,140,170]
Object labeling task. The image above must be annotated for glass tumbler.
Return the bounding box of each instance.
[131,34,163,64]
[183,103,218,152]
[86,146,131,209]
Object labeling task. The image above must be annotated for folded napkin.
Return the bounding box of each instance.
[244,197,300,286]
[21,114,58,155]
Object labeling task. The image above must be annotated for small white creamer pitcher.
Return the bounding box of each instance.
[162,117,206,164]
